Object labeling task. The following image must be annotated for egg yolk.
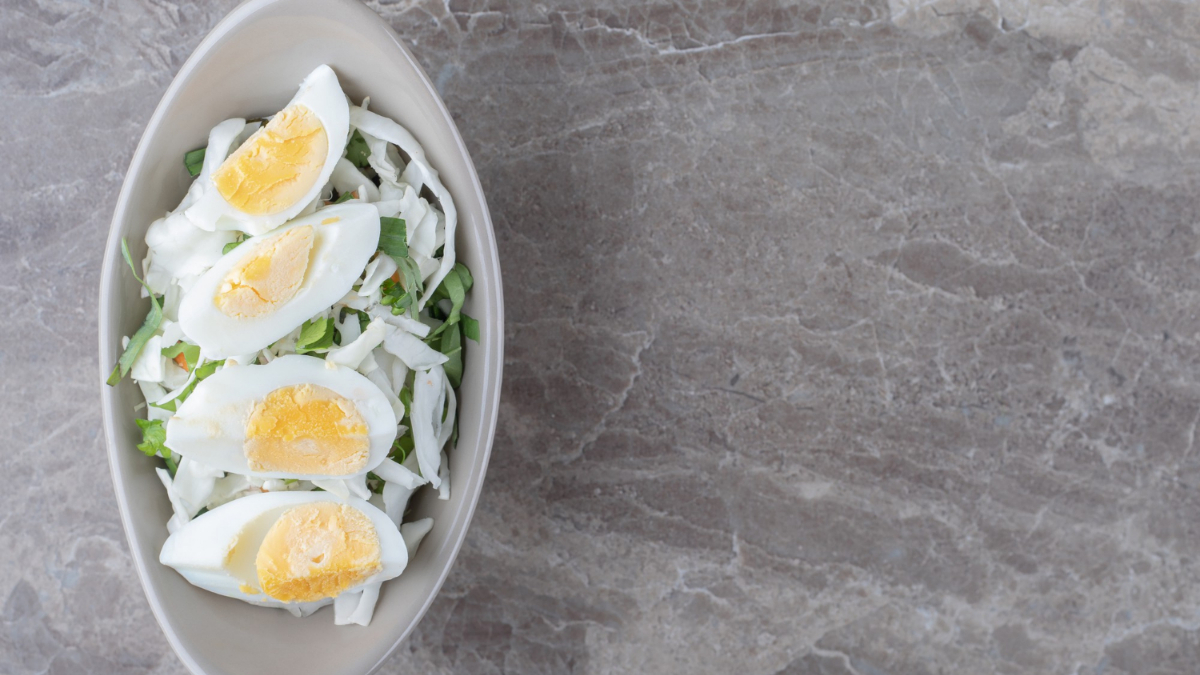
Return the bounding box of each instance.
[243,384,370,475]
[213,104,329,215]
[255,503,381,603]
[214,225,314,318]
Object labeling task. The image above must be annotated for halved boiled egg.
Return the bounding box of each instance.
[160,491,406,609]
[166,355,397,480]
[183,65,350,235]
[178,202,380,358]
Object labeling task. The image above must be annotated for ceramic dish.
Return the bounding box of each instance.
[96,1,502,673]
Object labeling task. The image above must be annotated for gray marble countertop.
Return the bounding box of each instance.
[4,0,1200,673]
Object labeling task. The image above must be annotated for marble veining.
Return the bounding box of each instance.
[4,0,1200,672]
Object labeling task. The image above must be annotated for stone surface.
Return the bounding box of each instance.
[3,0,1200,673]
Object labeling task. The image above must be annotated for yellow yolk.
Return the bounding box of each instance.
[213,104,329,215]
[214,225,314,318]
[255,503,382,603]
[243,384,370,475]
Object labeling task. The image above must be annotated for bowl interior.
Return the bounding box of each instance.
[98,2,502,674]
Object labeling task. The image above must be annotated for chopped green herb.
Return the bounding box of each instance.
[381,255,425,317]
[356,310,371,334]
[400,256,424,294]
[390,433,414,464]
[107,239,163,386]
[222,235,244,255]
[461,313,480,342]
[330,190,356,204]
[378,217,408,259]
[376,215,424,318]
[335,307,371,336]
[135,418,167,457]
[440,322,463,388]
[425,263,474,341]
[456,263,474,293]
[295,316,335,354]
[153,359,221,412]
[443,269,467,325]
[345,129,371,168]
[399,388,413,424]
[136,418,177,476]
[366,472,384,495]
[184,147,206,177]
[161,341,200,371]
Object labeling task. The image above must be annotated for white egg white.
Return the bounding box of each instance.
[159,491,407,611]
[183,65,350,235]
[177,202,381,358]
[165,355,398,480]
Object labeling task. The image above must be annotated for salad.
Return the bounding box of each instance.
[106,65,475,626]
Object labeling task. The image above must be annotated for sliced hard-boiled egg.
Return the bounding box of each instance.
[183,65,350,235]
[177,202,380,358]
[160,491,407,610]
[165,355,398,480]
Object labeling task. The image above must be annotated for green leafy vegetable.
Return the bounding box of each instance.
[390,433,414,464]
[345,129,371,168]
[379,218,408,258]
[425,263,474,341]
[461,314,480,342]
[295,317,335,354]
[136,418,177,475]
[377,216,427,318]
[222,235,244,255]
[440,322,463,388]
[456,263,474,292]
[135,418,166,457]
[442,270,466,326]
[397,256,424,295]
[399,388,413,423]
[348,307,372,334]
[378,217,408,259]
[366,472,384,494]
[330,190,356,205]
[184,147,206,177]
[153,359,221,412]
[161,341,200,371]
[107,239,163,386]
[380,256,425,317]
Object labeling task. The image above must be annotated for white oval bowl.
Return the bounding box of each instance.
[96,2,503,674]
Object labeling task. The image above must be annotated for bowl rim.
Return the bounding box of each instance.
[96,1,503,672]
